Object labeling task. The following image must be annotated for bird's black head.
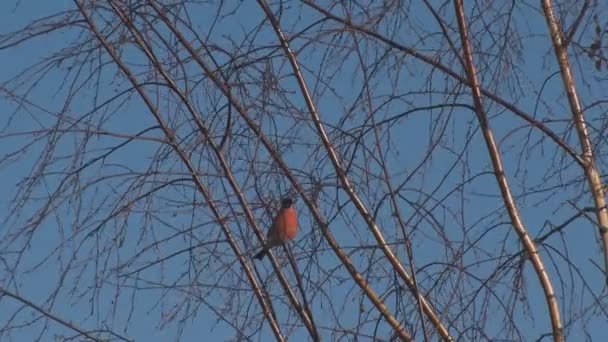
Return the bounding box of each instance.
[281,197,293,208]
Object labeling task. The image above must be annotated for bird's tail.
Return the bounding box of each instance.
[253,248,268,260]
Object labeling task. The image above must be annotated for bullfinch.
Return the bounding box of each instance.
[253,197,298,260]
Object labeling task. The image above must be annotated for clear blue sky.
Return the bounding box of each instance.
[0,1,606,341]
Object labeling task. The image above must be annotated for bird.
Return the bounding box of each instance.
[253,197,298,260]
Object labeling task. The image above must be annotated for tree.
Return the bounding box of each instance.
[1,1,607,341]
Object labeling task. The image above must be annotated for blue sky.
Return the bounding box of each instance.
[0,1,606,341]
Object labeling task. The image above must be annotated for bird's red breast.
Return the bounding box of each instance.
[274,206,298,241]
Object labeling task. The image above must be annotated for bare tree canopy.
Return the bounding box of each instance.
[1,1,607,341]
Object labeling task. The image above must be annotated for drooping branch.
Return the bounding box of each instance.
[453,1,563,341]
[541,0,608,286]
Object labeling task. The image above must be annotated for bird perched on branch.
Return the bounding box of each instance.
[253,197,298,260]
